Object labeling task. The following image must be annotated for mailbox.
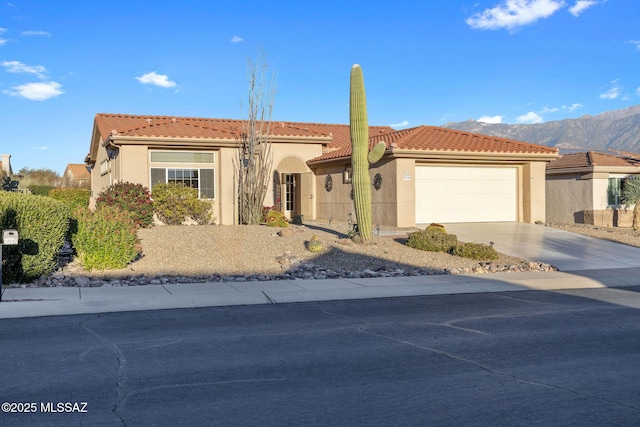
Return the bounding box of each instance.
[2,229,19,245]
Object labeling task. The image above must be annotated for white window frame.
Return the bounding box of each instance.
[150,168,215,199]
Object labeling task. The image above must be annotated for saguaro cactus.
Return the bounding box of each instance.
[350,64,385,243]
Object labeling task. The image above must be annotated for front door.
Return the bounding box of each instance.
[283,173,299,219]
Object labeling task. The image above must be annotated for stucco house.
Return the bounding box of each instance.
[63,163,91,188]
[546,151,640,226]
[85,113,558,227]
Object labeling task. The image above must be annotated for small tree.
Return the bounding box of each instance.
[236,51,276,225]
[622,176,640,230]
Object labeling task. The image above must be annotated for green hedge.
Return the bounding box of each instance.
[451,242,499,260]
[49,188,90,211]
[152,183,211,225]
[407,229,458,253]
[27,185,55,196]
[72,207,141,271]
[96,182,154,228]
[0,192,70,283]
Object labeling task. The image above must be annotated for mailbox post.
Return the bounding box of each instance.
[0,229,19,302]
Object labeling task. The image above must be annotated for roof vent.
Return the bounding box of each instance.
[146,118,152,123]
[110,129,118,136]
[172,118,177,123]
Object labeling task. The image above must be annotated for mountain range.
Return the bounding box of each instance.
[442,105,640,153]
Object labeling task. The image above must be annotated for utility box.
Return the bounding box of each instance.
[2,229,19,245]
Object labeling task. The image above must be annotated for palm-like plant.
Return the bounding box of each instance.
[622,176,640,230]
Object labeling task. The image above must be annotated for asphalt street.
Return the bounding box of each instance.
[2,288,640,426]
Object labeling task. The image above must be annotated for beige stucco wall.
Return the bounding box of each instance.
[89,140,113,207]
[313,161,356,224]
[522,161,548,223]
[392,158,416,227]
[545,173,594,223]
[312,158,413,228]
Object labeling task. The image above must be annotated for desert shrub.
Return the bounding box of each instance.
[265,210,289,227]
[451,242,499,260]
[0,192,70,283]
[27,185,55,196]
[72,207,141,271]
[407,229,458,253]
[49,188,90,211]
[261,205,275,223]
[95,182,153,228]
[425,223,446,233]
[152,183,212,225]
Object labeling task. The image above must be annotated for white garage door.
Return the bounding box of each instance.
[415,166,517,223]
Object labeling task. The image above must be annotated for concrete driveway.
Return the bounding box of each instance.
[440,222,640,271]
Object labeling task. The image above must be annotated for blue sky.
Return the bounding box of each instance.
[1,0,639,174]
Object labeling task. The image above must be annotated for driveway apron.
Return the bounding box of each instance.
[439,222,640,271]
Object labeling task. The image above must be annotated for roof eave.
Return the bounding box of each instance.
[389,149,558,162]
[106,134,332,147]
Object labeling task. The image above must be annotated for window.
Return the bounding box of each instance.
[100,160,110,175]
[150,151,215,163]
[607,177,628,205]
[151,168,215,199]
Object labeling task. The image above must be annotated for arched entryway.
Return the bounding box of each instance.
[274,156,313,220]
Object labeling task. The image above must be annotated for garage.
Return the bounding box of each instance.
[415,165,517,223]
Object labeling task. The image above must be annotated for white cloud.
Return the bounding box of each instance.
[21,30,51,37]
[540,106,559,113]
[630,40,640,51]
[4,81,63,100]
[230,36,244,43]
[568,0,601,17]
[390,120,409,128]
[563,103,583,111]
[466,0,564,31]
[516,111,544,124]
[477,115,503,124]
[637,87,640,96]
[0,27,6,33]
[135,71,176,88]
[600,80,620,99]
[37,146,48,150]
[2,60,47,78]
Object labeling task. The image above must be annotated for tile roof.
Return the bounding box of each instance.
[309,125,558,162]
[65,163,91,179]
[94,113,391,144]
[92,115,556,165]
[546,151,640,169]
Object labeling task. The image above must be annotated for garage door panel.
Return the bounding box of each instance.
[415,166,516,223]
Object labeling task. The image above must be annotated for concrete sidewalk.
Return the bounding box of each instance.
[3,268,639,319]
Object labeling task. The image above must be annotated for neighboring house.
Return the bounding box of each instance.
[85,113,558,227]
[546,151,640,226]
[1,153,12,176]
[63,163,91,188]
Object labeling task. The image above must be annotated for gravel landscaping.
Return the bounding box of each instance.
[15,220,637,289]
[548,222,640,248]
[17,221,560,288]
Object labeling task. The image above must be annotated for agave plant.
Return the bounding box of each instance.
[622,176,640,231]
